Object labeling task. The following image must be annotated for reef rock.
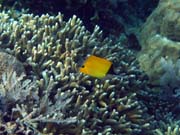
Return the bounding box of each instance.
[138,0,180,84]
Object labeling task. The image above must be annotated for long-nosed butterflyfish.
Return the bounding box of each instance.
[79,55,112,78]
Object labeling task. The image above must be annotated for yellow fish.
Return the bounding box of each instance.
[79,55,112,78]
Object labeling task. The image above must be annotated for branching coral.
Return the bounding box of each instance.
[154,118,180,135]
[0,70,35,103]
[0,69,80,134]
[0,8,154,134]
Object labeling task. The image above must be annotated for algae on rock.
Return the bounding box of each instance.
[138,0,180,84]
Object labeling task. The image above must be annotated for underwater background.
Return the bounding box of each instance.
[0,0,179,135]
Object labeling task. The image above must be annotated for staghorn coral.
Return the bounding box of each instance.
[0,70,34,103]
[0,8,154,134]
[0,69,80,134]
[154,118,180,135]
[138,0,180,84]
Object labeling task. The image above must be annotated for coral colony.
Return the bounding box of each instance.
[0,0,180,135]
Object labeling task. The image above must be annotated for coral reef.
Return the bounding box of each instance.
[0,69,78,134]
[0,8,153,134]
[137,58,180,135]
[138,84,180,135]
[137,0,180,134]
[159,58,180,102]
[155,118,180,135]
[138,0,180,84]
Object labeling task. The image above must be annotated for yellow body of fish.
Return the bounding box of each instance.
[79,55,112,78]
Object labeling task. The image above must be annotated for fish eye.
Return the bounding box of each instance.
[81,65,85,68]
